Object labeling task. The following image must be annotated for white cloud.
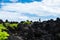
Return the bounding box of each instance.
[0,0,60,21]
[42,0,60,6]
[1,0,60,16]
[41,0,60,13]
[0,10,28,22]
[0,3,53,16]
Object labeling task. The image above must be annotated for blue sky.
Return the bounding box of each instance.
[0,0,42,3]
[0,0,60,22]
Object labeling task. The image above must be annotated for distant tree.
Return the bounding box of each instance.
[4,20,10,27]
[20,21,25,24]
[39,18,41,22]
[24,20,31,24]
[0,19,3,23]
[56,17,60,21]
[56,17,60,20]
[56,17,60,23]
[5,20,9,23]
[30,21,32,23]
[50,19,54,22]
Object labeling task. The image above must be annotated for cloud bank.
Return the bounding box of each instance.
[0,0,60,21]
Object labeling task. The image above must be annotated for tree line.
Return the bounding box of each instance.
[0,18,60,40]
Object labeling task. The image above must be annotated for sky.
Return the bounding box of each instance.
[0,0,60,22]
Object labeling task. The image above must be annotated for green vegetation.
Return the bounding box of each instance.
[0,20,31,40]
[22,20,32,24]
[4,20,9,27]
[0,31,9,40]
[5,22,18,29]
[0,23,9,40]
[9,23,18,29]
[5,20,18,28]
[0,24,7,31]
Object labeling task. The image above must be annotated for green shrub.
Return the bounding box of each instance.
[0,24,7,31]
[5,23,10,27]
[0,31,9,40]
[10,23,18,28]
[5,22,18,29]
[23,20,31,24]
[0,24,9,40]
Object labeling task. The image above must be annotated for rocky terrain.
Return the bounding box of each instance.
[0,18,60,40]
